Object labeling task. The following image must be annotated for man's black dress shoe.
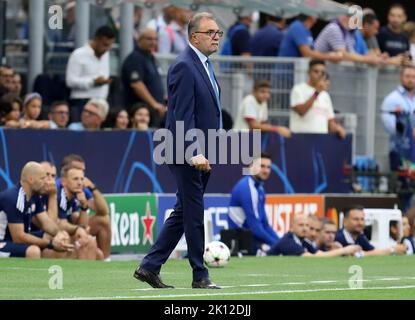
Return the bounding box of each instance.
[191,277,220,289]
[133,267,174,289]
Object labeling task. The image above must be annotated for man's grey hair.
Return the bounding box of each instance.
[87,98,109,120]
[188,12,216,39]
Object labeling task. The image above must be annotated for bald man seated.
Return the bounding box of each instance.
[267,213,362,257]
[0,162,74,258]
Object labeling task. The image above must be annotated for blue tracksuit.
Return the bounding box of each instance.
[228,176,279,248]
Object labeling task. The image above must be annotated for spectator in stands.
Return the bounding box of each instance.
[60,154,111,260]
[146,4,176,37]
[335,205,407,256]
[228,153,280,254]
[267,213,361,256]
[66,26,115,122]
[0,93,22,128]
[158,7,192,54]
[233,79,291,137]
[21,93,51,129]
[381,65,415,171]
[278,15,343,62]
[354,13,382,56]
[130,103,151,131]
[225,10,253,57]
[121,28,166,127]
[289,60,347,138]
[402,214,415,254]
[314,11,382,66]
[102,108,130,130]
[10,73,23,97]
[306,215,323,250]
[0,162,74,258]
[251,15,286,57]
[57,165,103,260]
[403,21,415,61]
[317,219,343,251]
[48,101,70,129]
[377,4,411,61]
[0,64,14,94]
[68,98,109,131]
[62,1,76,42]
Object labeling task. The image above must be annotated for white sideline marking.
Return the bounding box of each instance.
[310,280,338,284]
[282,282,307,285]
[244,284,271,287]
[0,267,48,271]
[58,285,415,300]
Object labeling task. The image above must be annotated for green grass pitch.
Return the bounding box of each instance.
[1,256,415,300]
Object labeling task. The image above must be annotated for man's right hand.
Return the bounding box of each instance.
[273,126,291,138]
[327,51,343,63]
[94,76,112,86]
[153,102,167,116]
[394,243,407,255]
[315,80,329,93]
[191,155,211,172]
[52,232,74,252]
[343,245,362,256]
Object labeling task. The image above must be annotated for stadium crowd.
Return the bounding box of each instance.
[1,2,415,134]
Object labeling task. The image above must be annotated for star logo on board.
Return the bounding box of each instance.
[141,201,156,245]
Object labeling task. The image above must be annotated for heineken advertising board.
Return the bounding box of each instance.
[106,194,157,253]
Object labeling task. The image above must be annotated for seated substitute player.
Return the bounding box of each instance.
[228,153,279,253]
[57,165,103,260]
[267,213,361,257]
[60,154,111,260]
[305,215,323,251]
[335,205,407,256]
[317,219,343,251]
[0,162,74,258]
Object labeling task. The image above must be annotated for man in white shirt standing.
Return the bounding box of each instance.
[233,79,291,137]
[289,59,346,138]
[66,26,115,122]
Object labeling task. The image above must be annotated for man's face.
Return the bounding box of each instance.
[40,163,57,194]
[388,7,406,30]
[49,104,69,128]
[307,218,322,242]
[292,215,309,239]
[191,18,221,56]
[253,87,271,104]
[81,103,103,129]
[94,37,114,57]
[401,68,415,90]
[0,67,14,90]
[320,223,337,246]
[308,64,326,84]
[252,158,271,181]
[30,168,47,194]
[364,19,380,37]
[11,74,22,94]
[62,168,84,194]
[138,30,158,53]
[344,209,365,235]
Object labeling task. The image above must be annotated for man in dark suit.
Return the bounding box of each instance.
[134,12,223,289]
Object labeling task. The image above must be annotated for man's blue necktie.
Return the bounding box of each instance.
[206,59,223,129]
